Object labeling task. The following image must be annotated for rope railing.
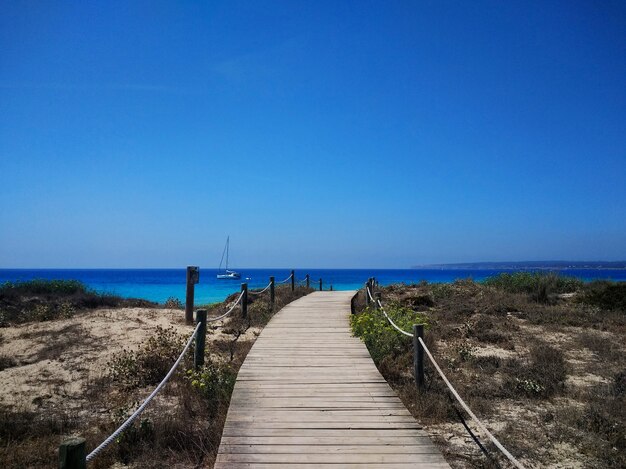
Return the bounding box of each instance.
[247,282,272,296]
[60,268,323,467]
[206,290,245,321]
[86,322,202,462]
[365,286,414,337]
[418,335,525,469]
[276,272,293,284]
[365,284,526,469]
[85,290,246,463]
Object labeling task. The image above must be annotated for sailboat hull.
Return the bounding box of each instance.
[217,271,241,280]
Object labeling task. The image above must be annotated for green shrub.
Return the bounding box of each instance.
[351,304,427,363]
[483,272,582,302]
[579,281,626,311]
[185,360,236,416]
[0,279,88,296]
[0,279,156,325]
[108,327,187,389]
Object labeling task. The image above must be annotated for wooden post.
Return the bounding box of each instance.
[241,283,248,318]
[319,278,323,291]
[59,437,86,469]
[330,284,333,291]
[185,266,199,324]
[374,292,381,309]
[365,277,376,306]
[365,280,370,307]
[290,270,295,292]
[269,276,275,309]
[413,324,425,390]
[306,274,310,289]
[194,309,207,369]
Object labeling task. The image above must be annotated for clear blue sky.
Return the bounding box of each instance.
[1,1,625,268]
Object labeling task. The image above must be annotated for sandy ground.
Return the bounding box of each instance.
[423,316,624,468]
[0,307,258,416]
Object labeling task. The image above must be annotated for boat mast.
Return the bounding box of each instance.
[219,236,228,272]
[225,236,229,271]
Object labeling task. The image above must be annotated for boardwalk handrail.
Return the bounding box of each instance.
[75,291,247,465]
[86,321,202,462]
[366,286,412,337]
[206,290,246,321]
[365,285,526,469]
[276,272,294,284]
[247,281,272,295]
[63,269,319,467]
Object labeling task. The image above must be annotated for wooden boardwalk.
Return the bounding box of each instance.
[215,291,450,468]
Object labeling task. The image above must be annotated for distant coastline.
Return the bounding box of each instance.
[412,261,626,270]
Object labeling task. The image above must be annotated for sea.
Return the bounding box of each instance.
[1,268,625,305]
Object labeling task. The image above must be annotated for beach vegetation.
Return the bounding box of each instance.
[0,279,156,326]
[185,360,236,417]
[578,280,626,311]
[350,275,626,468]
[0,281,316,468]
[483,272,583,303]
[163,297,183,309]
[107,326,187,390]
[351,303,427,363]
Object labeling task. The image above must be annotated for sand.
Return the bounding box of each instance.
[0,307,256,415]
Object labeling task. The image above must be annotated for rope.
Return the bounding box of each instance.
[448,395,503,469]
[366,286,413,337]
[86,322,201,462]
[378,299,414,337]
[247,282,272,295]
[365,285,525,469]
[276,273,293,284]
[206,291,245,322]
[418,336,526,469]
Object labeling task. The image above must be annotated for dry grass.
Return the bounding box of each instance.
[352,278,626,468]
[0,283,312,468]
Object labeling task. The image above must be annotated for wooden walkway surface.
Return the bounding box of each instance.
[215,291,450,468]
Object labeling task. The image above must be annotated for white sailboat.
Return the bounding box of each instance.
[217,236,241,280]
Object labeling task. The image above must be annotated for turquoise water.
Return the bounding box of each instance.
[1,268,625,304]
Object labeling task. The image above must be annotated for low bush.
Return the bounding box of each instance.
[163,297,183,309]
[350,304,427,363]
[505,343,567,398]
[185,360,236,417]
[0,279,87,296]
[579,281,626,311]
[483,272,583,302]
[575,371,626,468]
[0,354,17,371]
[0,279,157,326]
[107,327,187,390]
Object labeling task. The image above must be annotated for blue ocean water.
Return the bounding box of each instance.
[1,268,624,304]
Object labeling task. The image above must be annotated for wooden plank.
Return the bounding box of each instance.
[219,445,442,454]
[216,453,448,463]
[220,436,435,445]
[217,464,451,469]
[214,291,450,468]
